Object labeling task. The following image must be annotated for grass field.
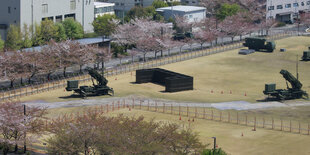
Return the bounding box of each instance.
[21,36,310,103]
[45,108,310,155]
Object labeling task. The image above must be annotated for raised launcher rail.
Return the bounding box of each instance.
[136,68,193,92]
[263,69,309,100]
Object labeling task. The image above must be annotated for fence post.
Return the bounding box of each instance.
[171,104,173,114]
[237,112,239,124]
[245,115,248,126]
[140,100,142,110]
[211,110,214,120]
[281,119,283,131]
[163,103,165,113]
[228,112,230,123]
[254,116,256,131]
[155,102,157,112]
[263,118,265,128]
[290,120,292,132]
[203,108,206,119]
[187,105,189,117]
[195,107,197,118]
[220,111,222,122]
[299,122,301,134]
[148,100,150,111]
[132,98,135,109]
[272,118,274,130]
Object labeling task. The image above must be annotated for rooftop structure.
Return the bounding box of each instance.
[156,5,206,22]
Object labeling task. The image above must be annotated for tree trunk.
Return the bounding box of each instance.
[155,52,157,59]
[161,50,163,57]
[63,67,67,77]
[10,80,14,88]
[80,65,83,73]
[144,53,146,62]
[119,58,122,65]
[231,37,234,42]
[20,77,23,85]
[201,43,203,50]
[101,61,105,76]
[47,73,51,81]
[240,35,242,41]
[14,144,18,152]
[131,55,134,63]
[168,49,170,56]
[179,47,182,54]
[215,38,218,45]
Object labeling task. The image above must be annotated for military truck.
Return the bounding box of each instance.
[301,50,310,61]
[243,37,275,52]
[263,70,308,100]
[66,68,114,98]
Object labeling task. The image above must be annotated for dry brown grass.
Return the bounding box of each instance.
[21,36,310,103]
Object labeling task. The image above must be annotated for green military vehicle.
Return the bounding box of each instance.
[243,37,276,52]
[301,48,310,61]
[66,68,114,98]
[263,70,308,100]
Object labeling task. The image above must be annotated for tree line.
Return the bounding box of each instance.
[1,18,84,51]
[0,101,227,155]
[0,40,111,88]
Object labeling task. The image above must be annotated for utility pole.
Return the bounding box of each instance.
[212,136,216,154]
[23,104,26,153]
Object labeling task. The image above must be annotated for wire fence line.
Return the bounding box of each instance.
[121,98,310,136]
[0,32,294,102]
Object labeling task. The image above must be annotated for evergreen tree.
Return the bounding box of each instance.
[62,18,84,39]
[92,14,117,37]
[32,23,44,46]
[5,24,22,50]
[216,3,240,20]
[22,24,33,48]
[152,0,168,9]
[41,19,58,42]
[55,23,67,41]
[0,35,4,51]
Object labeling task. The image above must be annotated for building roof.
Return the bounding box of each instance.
[156,5,206,13]
[22,37,111,52]
[94,2,115,8]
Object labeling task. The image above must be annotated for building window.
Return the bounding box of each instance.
[65,13,76,20]
[8,7,11,14]
[277,5,283,9]
[42,4,48,13]
[56,15,62,22]
[307,1,310,5]
[189,15,193,18]
[70,0,76,10]
[285,4,291,8]
[268,6,274,10]
[301,2,305,6]
[293,3,299,7]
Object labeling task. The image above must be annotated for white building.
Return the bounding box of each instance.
[156,5,206,22]
[0,0,94,40]
[266,0,310,23]
[105,0,154,19]
[94,2,115,18]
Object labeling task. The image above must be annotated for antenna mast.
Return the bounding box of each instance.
[296,55,299,80]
